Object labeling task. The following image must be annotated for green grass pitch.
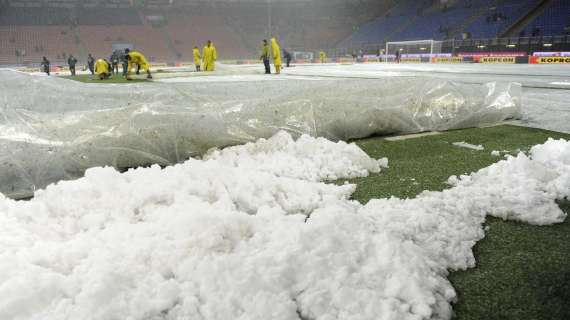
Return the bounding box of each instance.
[349,125,570,320]
[62,74,150,84]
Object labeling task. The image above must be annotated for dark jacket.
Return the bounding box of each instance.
[41,59,50,70]
[68,56,77,67]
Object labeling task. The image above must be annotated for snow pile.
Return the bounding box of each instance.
[204,131,388,182]
[1,133,568,320]
[452,141,485,151]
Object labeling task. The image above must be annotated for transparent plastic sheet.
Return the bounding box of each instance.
[0,70,521,199]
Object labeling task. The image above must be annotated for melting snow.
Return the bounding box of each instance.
[0,132,568,320]
[452,141,485,151]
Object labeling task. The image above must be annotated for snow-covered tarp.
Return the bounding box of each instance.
[0,70,521,198]
[0,132,568,320]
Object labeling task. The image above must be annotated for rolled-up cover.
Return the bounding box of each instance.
[0,70,521,198]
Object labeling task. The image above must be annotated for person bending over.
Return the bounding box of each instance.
[95,58,111,80]
[125,48,152,80]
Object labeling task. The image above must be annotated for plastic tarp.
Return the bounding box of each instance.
[0,70,521,199]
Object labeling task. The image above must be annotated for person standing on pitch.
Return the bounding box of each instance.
[270,37,282,74]
[111,51,120,74]
[260,39,270,74]
[283,49,292,67]
[67,54,78,76]
[193,46,201,72]
[87,53,95,75]
[108,53,114,74]
[121,50,129,77]
[319,50,326,63]
[41,56,50,76]
[202,40,217,72]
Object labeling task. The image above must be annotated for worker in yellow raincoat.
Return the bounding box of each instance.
[193,46,201,72]
[94,58,111,80]
[271,37,282,74]
[125,48,152,80]
[202,40,217,72]
[319,50,327,63]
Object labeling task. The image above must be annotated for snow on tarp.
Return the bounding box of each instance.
[0,132,568,320]
[0,70,521,198]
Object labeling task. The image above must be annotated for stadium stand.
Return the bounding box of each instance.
[523,0,570,36]
[338,0,568,48]
[75,7,142,26]
[164,13,249,60]
[0,26,78,65]
[78,25,173,62]
[222,1,384,55]
[393,2,479,41]
[1,0,568,66]
[0,0,389,65]
[461,0,538,39]
[0,6,72,25]
[0,3,178,65]
[338,0,419,46]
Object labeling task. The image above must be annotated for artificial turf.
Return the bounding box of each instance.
[350,124,570,320]
[61,74,150,83]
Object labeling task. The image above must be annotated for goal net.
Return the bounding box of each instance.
[293,51,314,63]
[385,40,442,63]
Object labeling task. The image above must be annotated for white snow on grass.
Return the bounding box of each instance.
[491,150,501,156]
[452,141,485,151]
[0,133,568,320]
[204,131,389,182]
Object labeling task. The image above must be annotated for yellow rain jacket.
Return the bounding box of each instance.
[127,51,150,73]
[193,48,201,67]
[271,38,282,67]
[202,44,217,71]
[94,59,109,75]
[319,51,327,63]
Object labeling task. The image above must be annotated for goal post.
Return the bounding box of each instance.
[385,40,442,63]
[292,51,314,63]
